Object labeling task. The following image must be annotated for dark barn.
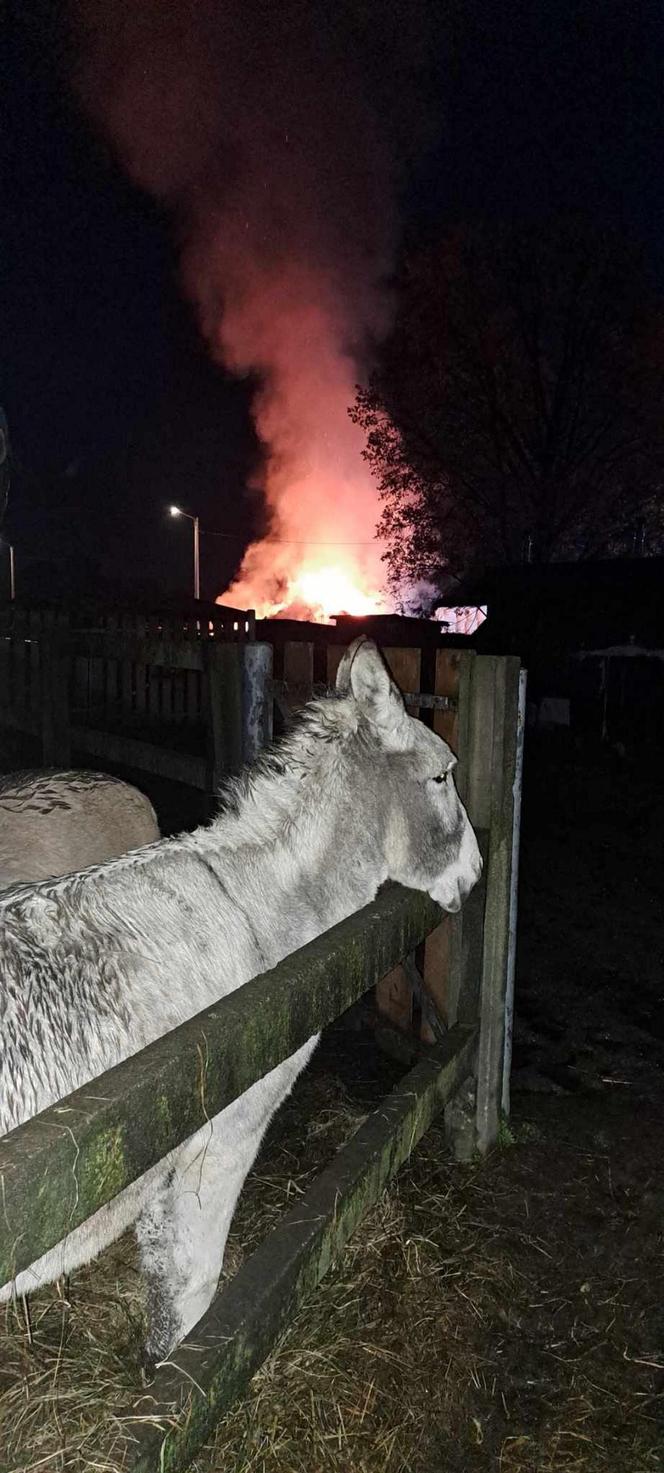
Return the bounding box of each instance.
[459,558,664,747]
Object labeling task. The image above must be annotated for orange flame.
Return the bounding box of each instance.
[223,536,387,624]
[296,565,382,620]
[240,559,383,622]
[217,291,390,623]
[224,548,386,623]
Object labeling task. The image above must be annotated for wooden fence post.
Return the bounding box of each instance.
[437,653,522,1158]
[284,639,315,708]
[40,614,71,767]
[501,667,527,1117]
[241,642,273,765]
[422,650,475,1041]
[375,646,424,1041]
[203,641,243,791]
[471,654,522,1154]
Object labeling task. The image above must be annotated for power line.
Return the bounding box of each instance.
[202,527,379,547]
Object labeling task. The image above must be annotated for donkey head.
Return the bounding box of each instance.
[336,638,482,913]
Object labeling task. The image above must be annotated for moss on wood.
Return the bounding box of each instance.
[0,884,442,1283]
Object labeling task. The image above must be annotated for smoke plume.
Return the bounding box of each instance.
[70,0,431,617]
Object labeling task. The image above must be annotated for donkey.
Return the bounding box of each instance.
[0,638,481,1362]
[0,769,159,889]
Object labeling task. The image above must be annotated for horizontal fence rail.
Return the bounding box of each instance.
[0,884,443,1286]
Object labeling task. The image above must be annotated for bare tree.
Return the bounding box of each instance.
[352,218,664,602]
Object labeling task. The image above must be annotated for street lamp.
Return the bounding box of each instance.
[169,505,200,601]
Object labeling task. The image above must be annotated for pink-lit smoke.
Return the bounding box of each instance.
[70,0,428,618]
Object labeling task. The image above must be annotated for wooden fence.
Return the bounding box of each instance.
[2,608,474,798]
[0,611,524,1471]
[0,604,262,792]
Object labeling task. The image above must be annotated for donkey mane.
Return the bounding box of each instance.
[210,692,361,848]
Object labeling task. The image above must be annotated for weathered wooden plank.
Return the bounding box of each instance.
[460,654,496,830]
[326,643,344,688]
[452,649,474,807]
[123,1024,477,1473]
[0,702,41,737]
[120,618,135,718]
[0,633,10,711]
[28,609,42,715]
[241,643,273,763]
[502,668,527,1116]
[185,667,200,726]
[9,617,28,716]
[422,915,451,1038]
[283,639,314,706]
[65,636,206,671]
[134,617,148,721]
[147,662,160,725]
[160,666,174,725]
[68,726,208,789]
[374,961,413,1034]
[372,649,423,1040]
[422,651,476,1049]
[382,646,421,719]
[203,641,243,786]
[171,665,186,725]
[104,616,120,724]
[442,831,490,1161]
[433,647,466,747]
[88,650,105,719]
[40,625,71,767]
[446,831,489,1031]
[473,656,522,1154]
[0,884,442,1283]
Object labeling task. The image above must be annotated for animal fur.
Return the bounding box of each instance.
[0,639,481,1360]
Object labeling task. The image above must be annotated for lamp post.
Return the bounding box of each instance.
[169,505,200,601]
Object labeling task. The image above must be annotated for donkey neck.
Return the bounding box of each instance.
[199,741,388,968]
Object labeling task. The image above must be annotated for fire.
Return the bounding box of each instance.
[297,565,381,619]
[207,265,393,623]
[280,563,383,622]
[223,528,388,624]
[224,532,386,622]
[70,2,400,631]
[218,321,391,625]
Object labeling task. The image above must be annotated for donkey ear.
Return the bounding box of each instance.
[336,637,406,731]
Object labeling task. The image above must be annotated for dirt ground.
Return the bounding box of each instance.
[0,736,663,1471]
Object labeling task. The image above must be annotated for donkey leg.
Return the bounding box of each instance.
[137,1045,318,1363]
[136,1127,260,1364]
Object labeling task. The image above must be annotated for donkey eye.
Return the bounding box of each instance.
[433,772,448,785]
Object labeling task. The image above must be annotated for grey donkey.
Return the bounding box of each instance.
[0,769,159,889]
[0,638,482,1362]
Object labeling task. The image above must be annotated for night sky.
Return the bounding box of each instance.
[2,0,664,604]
